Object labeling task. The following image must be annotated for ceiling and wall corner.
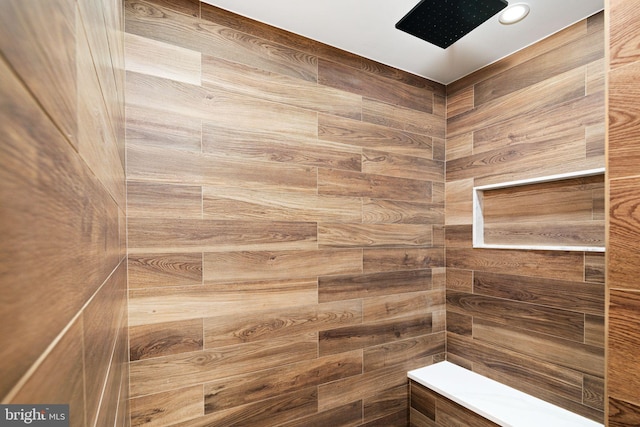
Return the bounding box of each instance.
[200,0,603,84]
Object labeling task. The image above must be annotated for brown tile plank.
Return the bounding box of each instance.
[318,168,431,202]
[130,319,203,361]
[318,113,434,159]
[278,401,362,427]
[204,350,362,412]
[130,385,204,427]
[363,248,444,273]
[367,197,447,225]
[363,384,408,424]
[364,333,445,372]
[126,104,202,152]
[609,177,640,290]
[609,396,640,427]
[447,86,474,118]
[445,269,473,292]
[584,374,605,411]
[609,0,640,68]
[129,332,318,398]
[585,314,605,347]
[608,289,640,406]
[319,269,432,303]
[362,149,443,182]
[363,97,445,138]
[319,223,432,248]
[127,181,202,219]
[129,253,203,289]
[362,291,445,323]
[129,280,317,327]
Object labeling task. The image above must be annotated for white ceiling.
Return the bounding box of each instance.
[200,0,603,85]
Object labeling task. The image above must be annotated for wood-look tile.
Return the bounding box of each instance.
[125,32,201,85]
[447,86,474,118]
[0,0,77,145]
[363,199,443,225]
[362,291,445,323]
[126,104,202,152]
[473,319,604,377]
[584,374,605,411]
[410,381,436,422]
[204,300,362,348]
[130,385,204,427]
[129,318,203,361]
[447,67,585,139]
[363,97,446,138]
[9,317,86,427]
[318,168,432,202]
[278,401,362,427]
[445,269,473,292]
[318,223,432,248]
[318,58,433,114]
[447,311,472,336]
[446,248,585,281]
[609,0,640,68]
[445,178,473,226]
[202,55,361,119]
[436,393,501,427]
[362,149,443,182]
[608,396,640,427]
[129,332,318,398]
[473,271,604,316]
[363,384,408,424]
[474,29,602,106]
[609,66,640,178]
[587,123,606,160]
[204,350,362,412]
[445,225,473,248]
[127,144,318,194]
[319,314,433,356]
[83,261,127,426]
[0,57,121,399]
[129,280,317,327]
[129,253,202,288]
[364,333,445,372]
[358,57,444,95]
[319,269,432,303]
[608,289,640,406]
[446,132,473,162]
[448,290,585,342]
[587,59,605,95]
[203,249,361,284]
[318,114,434,159]
[201,122,362,172]
[362,248,444,273]
[585,314,605,347]
[609,177,640,290]
[127,181,203,219]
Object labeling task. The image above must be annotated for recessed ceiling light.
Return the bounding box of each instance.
[499,3,530,25]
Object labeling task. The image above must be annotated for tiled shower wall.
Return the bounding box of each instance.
[0,0,127,426]
[124,0,446,425]
[445,12,606,423]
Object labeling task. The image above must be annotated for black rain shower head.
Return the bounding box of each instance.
[396,0,508,49]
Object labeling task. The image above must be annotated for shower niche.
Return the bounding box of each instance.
[473,168,605,252]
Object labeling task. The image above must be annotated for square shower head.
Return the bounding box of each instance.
[396,0,508,49]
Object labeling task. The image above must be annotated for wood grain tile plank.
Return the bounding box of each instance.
[447,86,474,118]
[318,58,433,114]
[204,350,362,412]
[130,385,203,427]
[445,269,473,292]
[126,0,317,82]
[318,114,434,159]
[363,199,443,225]
[129,332,318,398]
[445,225,472,248]
[129,318,203,361]
[587,59,605,95]
[410,381,436,422]
[609,0,640,68]
[362,149,443,181]
[447,248,585,281]
[129,253,202,288]
[447,67,586,139]
[609,177,640,290]
[277,401,362,427]
[127,144,318,193]
[359,58,444,95]
[584,374,605,411]
[445,179,473,226]
[447,291,585,342]
[129,280,317,326]
[364,333,445,372]
[318,168,431,202]
[202,55,361,119]
[608,289,640,406]
[447,311,472,336]
[0,0,77,145]
[127,181,202,219]
[609,63,640,180]
[204,300,362,348]
[319,314,433,356]
[126,104,202,152]
[585,314,605,347]
[473,319,604,377]
[319,269,432,303]
[203,249,361,284]
[363,384,408,424]
[608,396,640,427]
[436,392,501,427]
[125,32,201,85]
[0,58,121,399]
[363,97,445,138]
[473,271,604,316]
[474,28,602,106]
[362,291,445,323]
[201,122,362,172]
[446,133,473,162]
[362,248,444,273]
[319,223,432,248]
[484,221,605,247]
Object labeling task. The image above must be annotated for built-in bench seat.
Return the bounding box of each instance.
[408,361,603,427]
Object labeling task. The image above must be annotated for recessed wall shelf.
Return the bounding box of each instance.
[473,168,606,252]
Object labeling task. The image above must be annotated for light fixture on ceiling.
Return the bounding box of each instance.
[499,3,530,25]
